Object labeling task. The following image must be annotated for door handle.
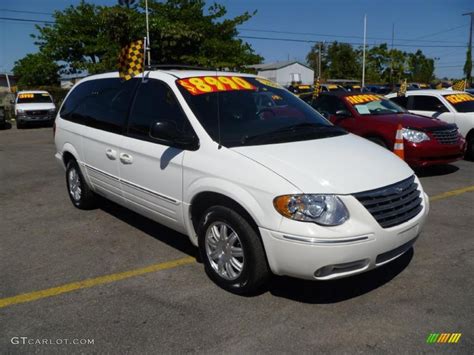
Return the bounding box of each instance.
[119,153,133,164]
[105,148,117,160]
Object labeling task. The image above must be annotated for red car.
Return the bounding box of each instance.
[309,92,466,167]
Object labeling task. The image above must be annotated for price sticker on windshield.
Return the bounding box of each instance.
[178,76,256,95]
[18,93,34,99]
[346,94,381,105]
[444,93,474,104]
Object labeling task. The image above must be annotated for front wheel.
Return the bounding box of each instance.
[466,136,474,161]
[197,206,270,295]
[66,160,96,209]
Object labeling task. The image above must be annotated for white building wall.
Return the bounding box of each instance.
[258,63,314,86]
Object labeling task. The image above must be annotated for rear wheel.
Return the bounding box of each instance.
[466,135,474,161]
[66,160,96,209]
[197,206,270,295]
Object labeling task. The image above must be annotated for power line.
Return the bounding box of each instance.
[237,35,467,48]
[413,24,468,40]
[0,16,54,24]
[238,28,466,45]
[0,8,52,16]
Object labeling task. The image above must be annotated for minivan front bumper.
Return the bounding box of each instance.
[259,191,429,280]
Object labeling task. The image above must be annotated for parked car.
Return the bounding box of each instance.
[14,90,56,129]
[320,83,346,92]
[386,90,474,159]
[55,70,429,294]
[310,92,465,167]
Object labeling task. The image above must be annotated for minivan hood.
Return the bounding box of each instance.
[16,103,55,111]
[231,134,413,194]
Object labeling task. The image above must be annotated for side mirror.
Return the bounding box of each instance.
[149,120,198,150]
[335,109,351,117]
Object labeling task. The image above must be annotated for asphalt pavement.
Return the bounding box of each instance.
[0,126,473,353]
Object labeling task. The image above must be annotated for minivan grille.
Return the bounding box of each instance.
[353,176,422,228]
[26,110,49,116]
[431,128,459,145]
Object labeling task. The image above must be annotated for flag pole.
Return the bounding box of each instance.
[145,0,151,66]
[362,14,367,89]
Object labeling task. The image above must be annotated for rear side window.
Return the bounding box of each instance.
[389,96,408,108]
[411,95,448,112]
[127,79,191,141]
[60,78,138,133]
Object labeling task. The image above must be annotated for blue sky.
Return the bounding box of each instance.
[0,0,472,79]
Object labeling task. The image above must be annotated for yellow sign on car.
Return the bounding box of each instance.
[444,93,474,104]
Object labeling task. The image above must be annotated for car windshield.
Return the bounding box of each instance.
[443,93,474,113]
[17,93,52,104]
[177,76,346,147]
[345,94,406,115]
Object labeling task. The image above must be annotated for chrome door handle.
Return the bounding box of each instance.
[119,153,133,164]
[105,148,117,160]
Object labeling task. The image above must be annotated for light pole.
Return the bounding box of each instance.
[462,11,473,85]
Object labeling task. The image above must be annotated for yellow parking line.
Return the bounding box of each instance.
[0,185,473,310]
[0,256,195,309]
[429,185,474,202]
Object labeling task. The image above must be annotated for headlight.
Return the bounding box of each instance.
[273,194,349,226]
[401,128,430,143]
[48,108,56,113]
[16,109,25,114]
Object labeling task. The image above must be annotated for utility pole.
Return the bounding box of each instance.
[318,42,322,78]
[145,0,151,66]
[362,14,367,88]
[390,23,394,85]
[463,11,474,86]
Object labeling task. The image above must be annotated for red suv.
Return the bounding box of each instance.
[309,92,466,167]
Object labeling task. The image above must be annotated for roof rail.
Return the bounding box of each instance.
[145,64,218,71]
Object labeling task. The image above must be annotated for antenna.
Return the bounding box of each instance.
[145,0,151,66]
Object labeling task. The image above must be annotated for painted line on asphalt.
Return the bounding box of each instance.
[429,185,474,202]
[0,185,473,309]
[0,256,195,309]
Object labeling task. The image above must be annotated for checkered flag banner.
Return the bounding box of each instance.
[452,79,466,91]
[118,39,144,81]
[397,79,408,97]
[312,77,321,99]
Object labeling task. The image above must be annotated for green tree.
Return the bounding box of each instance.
[33,0,262,74]
[464,46,472,85]
[364,44,390,83]
[407,50,434,83]
[13,53,60,87]
[325,42,360,79]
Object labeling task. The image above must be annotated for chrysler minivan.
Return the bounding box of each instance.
[54,70,429,294]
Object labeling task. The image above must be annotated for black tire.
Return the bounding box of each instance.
[367,137,388,149]
[197,206,270,295]
[16,120,24,129]
[65,160,96,209]
[465,136,474,161]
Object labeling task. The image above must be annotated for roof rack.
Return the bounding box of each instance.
[145,64,218,71]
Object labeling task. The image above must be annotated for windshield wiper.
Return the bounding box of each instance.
[241,123,334,145]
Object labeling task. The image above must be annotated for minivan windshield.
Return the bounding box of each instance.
[177,76,346,147]
[443,93,474,113]
[17,93,53,104]
[345,94,406,115]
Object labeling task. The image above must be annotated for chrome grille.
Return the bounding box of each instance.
[353,176,422,228]
[431,128,459,145]
[26,110,49,116]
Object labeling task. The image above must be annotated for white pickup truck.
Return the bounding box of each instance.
[15,90,56,129]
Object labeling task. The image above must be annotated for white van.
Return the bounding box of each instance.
[15,90,56,129]
[54,70,429,294]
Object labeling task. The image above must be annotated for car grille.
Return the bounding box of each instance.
[430,128,459,145]
[353,176,423,228]
[26,110,49,116]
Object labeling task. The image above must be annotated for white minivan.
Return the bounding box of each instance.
[54,70,429,294]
